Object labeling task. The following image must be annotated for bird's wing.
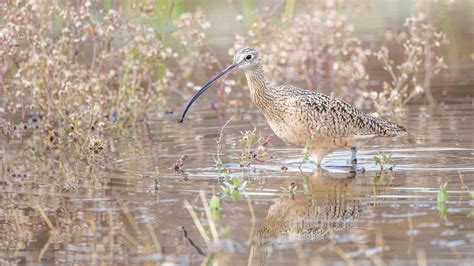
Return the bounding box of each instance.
[279,85,406,137]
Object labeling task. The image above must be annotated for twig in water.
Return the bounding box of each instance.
[116,195,153,249]
[199,190,219,243]
[416,249,427,266]
[183,200,211,245]
[458,170,466,189]
[182,226,206,256]
[172,154,188,172]
[215,115,235,168]
[38,233,54,261]
[37,206,54,230]
[246,195,256,242]
[146,223,162,253]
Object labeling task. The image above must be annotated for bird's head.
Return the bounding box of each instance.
[179,48,261,122]
[233,48,261,72]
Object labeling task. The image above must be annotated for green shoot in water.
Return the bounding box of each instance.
[438,182,449,202]
[281,182,298,198]
[215,157,224,173]
[373,153,392,171]
[221,176,248,201]
[300,136,313,167]
[437,182,449,220]
[210,195,221,220]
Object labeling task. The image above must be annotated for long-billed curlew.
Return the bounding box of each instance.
[179,48,407,166]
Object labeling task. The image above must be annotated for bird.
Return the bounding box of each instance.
[179,48,407,167]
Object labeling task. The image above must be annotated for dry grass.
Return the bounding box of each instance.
[364,14,448,118]
[1,1,220,185]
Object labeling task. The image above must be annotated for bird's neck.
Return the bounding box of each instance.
[244,68,275,113]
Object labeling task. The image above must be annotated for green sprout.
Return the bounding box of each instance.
[373,153,392,171]
[215,157,224,170]
[210,195,221,220]
[438,182,449,202]
[300,137,313,167]
[437,182,449,220]
[220,176,248,200]
[281,182,298,197]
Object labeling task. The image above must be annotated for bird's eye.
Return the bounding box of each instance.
[245,54,253,61]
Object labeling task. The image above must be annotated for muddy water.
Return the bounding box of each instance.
[1,100,473,265]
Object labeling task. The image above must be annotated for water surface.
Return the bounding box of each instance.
[1,100,473,265]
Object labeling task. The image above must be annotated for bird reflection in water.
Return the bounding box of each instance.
[248,168,386,265]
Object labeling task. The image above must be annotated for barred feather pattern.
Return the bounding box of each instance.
[244,71,406,143]
[280,85,407,137]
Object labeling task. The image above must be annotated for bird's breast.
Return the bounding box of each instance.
[265,117,311,147]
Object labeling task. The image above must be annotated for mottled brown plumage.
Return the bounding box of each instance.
[180,47,407,165]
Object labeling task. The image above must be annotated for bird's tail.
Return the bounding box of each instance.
[368,116,407,137]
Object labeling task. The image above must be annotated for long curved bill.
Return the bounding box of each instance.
[179,62,240,122]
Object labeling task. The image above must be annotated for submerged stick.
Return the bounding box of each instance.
[116,195,151,247]
[182,226,206,256]
[37,206,54,230]
[199,190,219,243]
[183,199,211,245]
[38,234,53,261]
[246,195,256,242]
[216,115,235,162]
[416,249,427,266]
[145,223,162,253]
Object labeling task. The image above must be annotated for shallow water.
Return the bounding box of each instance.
[2,100,473,265]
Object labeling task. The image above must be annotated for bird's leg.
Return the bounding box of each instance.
[311,149,325,168]
[350,146,357,165]
[348,166,357,177]
[313,154,323,168]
